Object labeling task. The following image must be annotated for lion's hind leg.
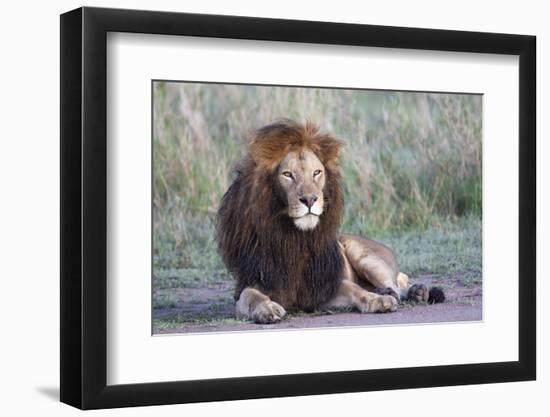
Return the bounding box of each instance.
[394,272,427,302]
[395,272,447,304]
[396,271,446,303]
[397,272,409,290]
[340,235,404,300]
[340,234,445,304]
[352,253,409,301]
[359,254,438,304]
[325,280,397,313]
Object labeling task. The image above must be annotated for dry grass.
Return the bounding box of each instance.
[153,82,481,270]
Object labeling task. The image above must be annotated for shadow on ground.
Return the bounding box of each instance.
[35,386,59,401]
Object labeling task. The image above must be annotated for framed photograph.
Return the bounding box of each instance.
[60,6,536,409]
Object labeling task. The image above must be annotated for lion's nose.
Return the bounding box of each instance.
[299,195,318,209]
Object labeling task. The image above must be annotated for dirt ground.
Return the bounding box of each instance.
[153,274,482,334]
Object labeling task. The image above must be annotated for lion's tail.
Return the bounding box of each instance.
[427,287,446,304]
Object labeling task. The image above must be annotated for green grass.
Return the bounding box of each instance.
[153,83,482,270]
[153,315,249,330]
[153,268,230,289]
[152,293,179,309]
[382,215,482,276]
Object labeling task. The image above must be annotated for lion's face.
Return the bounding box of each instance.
[277,149,326,231]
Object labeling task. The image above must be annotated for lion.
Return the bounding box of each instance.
[216,119,444,324]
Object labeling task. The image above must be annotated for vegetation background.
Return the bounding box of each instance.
[152,81,482,332]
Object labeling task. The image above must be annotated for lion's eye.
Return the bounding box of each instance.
[282,171,293,178]
[313,169,322,177]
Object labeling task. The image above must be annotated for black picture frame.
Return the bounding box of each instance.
[60,6,536,410]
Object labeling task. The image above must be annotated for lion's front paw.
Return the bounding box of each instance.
[407,284,429,302]
[358,294,398,313]
[372,295,398,313]
[251,300,286,324]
